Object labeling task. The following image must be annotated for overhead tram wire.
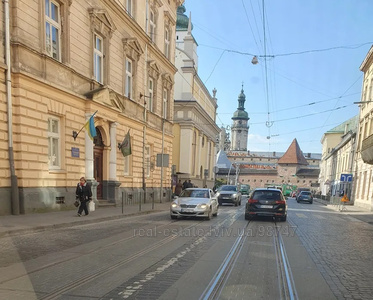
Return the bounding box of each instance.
[198,41,373,60]
[241,0,262,52]
[260,0,273,148]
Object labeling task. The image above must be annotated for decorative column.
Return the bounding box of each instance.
[109,122,117,181]
[85,113,98,202]
[107,122,121,203]
[197,132,202,178]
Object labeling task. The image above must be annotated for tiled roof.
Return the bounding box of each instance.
[277,139,308,165]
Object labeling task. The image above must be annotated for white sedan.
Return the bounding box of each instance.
[170,188,218,220]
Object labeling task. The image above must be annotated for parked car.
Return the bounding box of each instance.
[170,188,218,220]
[215,185,242,206]
[297,191,313,204]
[245,188,287,221]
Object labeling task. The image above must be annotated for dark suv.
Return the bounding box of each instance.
[245,188,287,221]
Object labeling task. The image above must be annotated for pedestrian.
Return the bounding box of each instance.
[76,176,92,216]
[175,179,183,196]
[182,179,188,190]
[187,179,193,188]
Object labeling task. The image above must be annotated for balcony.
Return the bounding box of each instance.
[361,134,373,164]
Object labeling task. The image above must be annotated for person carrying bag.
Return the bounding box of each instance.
[75,177,92,216]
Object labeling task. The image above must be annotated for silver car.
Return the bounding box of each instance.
[170,188,218,220]
[215,185,242,206]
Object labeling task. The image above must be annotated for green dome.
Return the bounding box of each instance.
[232,87,249,120]
[232,110,249,119]
[176,5,193,31]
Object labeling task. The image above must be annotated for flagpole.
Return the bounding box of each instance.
[72,110,98,140]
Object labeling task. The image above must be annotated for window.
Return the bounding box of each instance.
[148,78,154,112]
[164,27,170,58]
[149,10,156,42]
[45,0,61,60]
[94,34,104,83]
[125,58,133,99]
[162,88,168,118]
[124,155,130,175]
[48,117,60,169]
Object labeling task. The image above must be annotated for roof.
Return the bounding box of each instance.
[326,115,358,134]
[216,150,234,169]
[277,139,308,165]
[296,168,320,176]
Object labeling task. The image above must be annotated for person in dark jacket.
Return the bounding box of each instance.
[76,177,92,216]
[175,180,183,196]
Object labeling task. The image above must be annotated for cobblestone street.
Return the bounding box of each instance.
[288,199,373,300]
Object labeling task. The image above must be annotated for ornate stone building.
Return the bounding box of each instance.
[0,0,183,215]
[172,5,220,189]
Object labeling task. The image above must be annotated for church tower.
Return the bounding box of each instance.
[231,86,249,151]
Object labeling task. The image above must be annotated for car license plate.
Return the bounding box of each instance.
[260,205,273,209]
[181,208,193,213]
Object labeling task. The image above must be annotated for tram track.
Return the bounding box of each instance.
[200,218,298,300]
[32,210,239,300]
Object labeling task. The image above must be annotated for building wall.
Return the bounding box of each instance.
[0,0,182,215]
[353,46,373,211]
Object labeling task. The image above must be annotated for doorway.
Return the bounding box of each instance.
[93,129,104,199]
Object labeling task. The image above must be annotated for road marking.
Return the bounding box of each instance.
[295,213,307,218]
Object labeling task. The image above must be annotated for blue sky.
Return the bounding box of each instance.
[183,0,373,153]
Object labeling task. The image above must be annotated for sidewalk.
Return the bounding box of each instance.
[314,197,373,223]
[0,201,171,237]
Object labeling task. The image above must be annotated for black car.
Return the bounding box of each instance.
[215,185,242,206]
[297,191,313,204]
[245,188,287,221]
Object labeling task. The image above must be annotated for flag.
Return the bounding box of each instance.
[84,114,96,141]
[119,130,132,157]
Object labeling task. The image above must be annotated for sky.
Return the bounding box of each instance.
[182,0,373,154]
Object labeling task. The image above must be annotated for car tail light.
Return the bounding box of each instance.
[248,198,258,204]
[275,200,286,204]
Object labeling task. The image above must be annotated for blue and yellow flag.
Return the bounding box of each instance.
[84,114,97,141]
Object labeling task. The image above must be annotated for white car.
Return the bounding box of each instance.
[170,188,218,220]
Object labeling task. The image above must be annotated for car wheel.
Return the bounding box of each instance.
[280,215,287,222]
[171,215,177,220]
[297,200,300,203]
[239,200,241,206]
[244,214,250,220]
[310,201,313,204]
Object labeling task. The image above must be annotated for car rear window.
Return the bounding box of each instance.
[252,191,282,201]
[301,192,312,196]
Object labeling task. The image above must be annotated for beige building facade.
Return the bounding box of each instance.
[318,117,358,202]
[354,45,373,211]
[172,5,220,189]
[0,0,183,215]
